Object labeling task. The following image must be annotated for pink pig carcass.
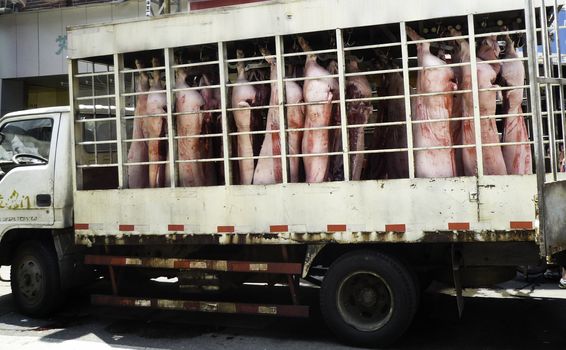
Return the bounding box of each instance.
[298,36,338,183]
[451,30,507,176]
[253,48,283,185]
[143,58,168,188]
[231,50,257,185]
[406,26,457,178]
[500,31,532,175]
[127,59,149,188]
[175,67,206,187]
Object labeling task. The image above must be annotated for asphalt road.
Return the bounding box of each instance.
[0,267,565,350]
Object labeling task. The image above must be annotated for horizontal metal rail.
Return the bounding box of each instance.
[75,94,116,101]
[171,60,220,69]
[74,71,114,78]
[84,254,303,274]
[343,42,401,51]
[91,295,309,318]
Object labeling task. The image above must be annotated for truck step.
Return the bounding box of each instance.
[84,255,302,274]
[91,294,309,317]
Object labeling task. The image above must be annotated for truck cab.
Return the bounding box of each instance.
[0,106,75,316]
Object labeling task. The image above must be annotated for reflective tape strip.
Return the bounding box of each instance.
[85,255,301,274]
[74,223,89,230]
[91,295,309,317]
[270,225,288,232]
[258,306,277,315]
[249,263,268,271]
[125,258,142,265]
[385,224,406,232]
[119,224,135,232]
[189,261,208,269]
[168,224,185,231]
[448,222,470,230]
[327,224,347,232]
[510,221,533,229]
[217,226,235,233]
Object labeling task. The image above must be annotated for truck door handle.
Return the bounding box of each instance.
[36,194,51,207]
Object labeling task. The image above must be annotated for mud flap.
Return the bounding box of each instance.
[451,244,464,318]
[542,181,566,257]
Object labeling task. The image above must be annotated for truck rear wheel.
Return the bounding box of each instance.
[320,250,418,347]
[11,241,63,317]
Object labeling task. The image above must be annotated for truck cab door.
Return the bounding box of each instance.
[0,113,58,228]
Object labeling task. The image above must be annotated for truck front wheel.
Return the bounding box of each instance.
[11,241,63,317]
[320,250,418,347]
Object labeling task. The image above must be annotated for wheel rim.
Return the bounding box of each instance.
[336,271,393,332]
[17,256,44,307]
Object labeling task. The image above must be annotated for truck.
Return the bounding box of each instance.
[0,0,565,347]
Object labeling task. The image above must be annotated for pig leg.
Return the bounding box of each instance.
[303,92,333,183]
[127,59,149,188]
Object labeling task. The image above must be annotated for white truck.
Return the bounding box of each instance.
[0,0,565,346]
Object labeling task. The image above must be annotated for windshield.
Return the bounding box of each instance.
[0,119,53,162]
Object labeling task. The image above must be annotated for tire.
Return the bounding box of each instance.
[320,250,419,347]
[10,241,63,317]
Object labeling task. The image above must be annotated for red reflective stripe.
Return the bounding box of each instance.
[168,224,185,231]
[270,225,288,232]
[217,226,235,233]
[511,221,533,229]
[385,224,406,232]
[74,223,89,230]
[119,225,135,232]
[448,222,470,230]
[84,255,127,265]
[327,224,347,232]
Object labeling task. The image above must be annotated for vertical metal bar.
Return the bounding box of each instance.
[108,266,118,296]
[275,35,289,184]
[218,42,232,185]
[113,53,125,189]
[525,0,547,254]
[553,0,566,170]
[92,62,98,164]
[164,48,177,188]
[68,59,81,191]
[540,0,558,179]
[281,246,299,305]
[400,23,415,179]
[336,28,350,181]
[468,15,484,177]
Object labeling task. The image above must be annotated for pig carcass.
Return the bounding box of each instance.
[326,60,345,181]
[253,48,283,185]
[127,59,149,188]
[253,48,306,184]
[286,66,306,183]
[406,26,457,178]
[298,37,339,183]
[345,59,372,180]
[500,32,532,175]
[175,66,206,187]
[451,29,507,176]
[199,73,220,186]
[231,50,257,185]
[143,57,168,188]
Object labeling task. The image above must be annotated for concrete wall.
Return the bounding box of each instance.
[0,0,148,80]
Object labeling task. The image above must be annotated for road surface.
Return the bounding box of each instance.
[0,266,565,349]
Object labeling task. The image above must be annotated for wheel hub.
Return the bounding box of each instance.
[337,271,393,332]
[358,287,377,307]
[18,260,42,303]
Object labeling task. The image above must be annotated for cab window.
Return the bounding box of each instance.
[0,119,53,162]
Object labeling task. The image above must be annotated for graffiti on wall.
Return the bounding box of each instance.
[55,34,67,55]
